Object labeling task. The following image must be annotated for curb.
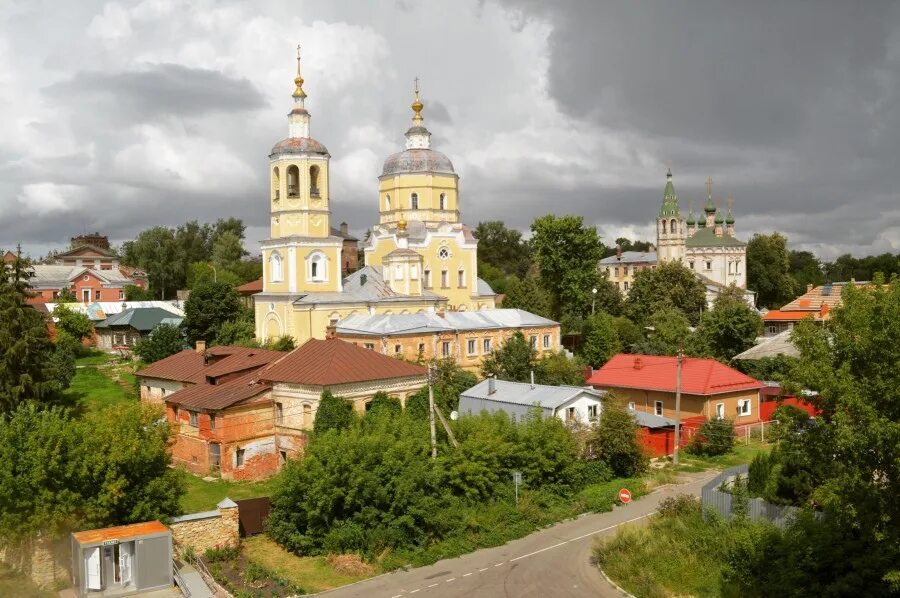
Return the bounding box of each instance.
[598,566,637,598]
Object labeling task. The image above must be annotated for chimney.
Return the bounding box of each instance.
[806,283,813,293]
[530,370,535,389]
[195,340,206,354]
[488,375,496,395]
[633,356,643,370]
[616,245,622,259]
[340,222,349,236]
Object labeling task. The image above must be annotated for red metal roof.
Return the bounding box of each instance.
[587,354,764,396]
[762,310,817,322]
[201,347,285,379]
[166,372,271,410]
[259,339,427,386]
[135,349,207,383]
[73,521,169,544]
[237,278,263,294]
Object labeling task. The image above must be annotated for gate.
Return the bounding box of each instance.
[236,497,271,537]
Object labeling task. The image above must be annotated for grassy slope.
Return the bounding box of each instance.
[243,536,375,594]
[62,352,137,412]
[180,475,280,514]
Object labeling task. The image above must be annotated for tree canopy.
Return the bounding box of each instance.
[473,221,531,278]
[626,260,706,325]
[580,311,621,367]
[693,285,761,361]
[183,280,242,345]
[746,232,795,309]
[133,324,185,364]
[480,331,537,383]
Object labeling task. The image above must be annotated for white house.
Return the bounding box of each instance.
[458,377,604,425]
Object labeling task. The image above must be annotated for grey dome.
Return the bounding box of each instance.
[382,149,455,176]
[270,137,329,157]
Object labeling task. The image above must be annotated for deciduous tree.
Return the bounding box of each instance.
[746,232,795,309]
[694,285,762,361]
[473,221,531,278]
[480,331,536,382]
[134,324,185,364]
[501,273,553,318]
[593,399,647,477]
[580,311,621,367]
[183,280,242,344]
[312,390,356,434]
[626,261,706,325]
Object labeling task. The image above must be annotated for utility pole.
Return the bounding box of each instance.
[428,363,437,458]
[673,345,684,465]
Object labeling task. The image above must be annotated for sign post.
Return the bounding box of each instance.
[513,471,522,506]
[618,488,632,504]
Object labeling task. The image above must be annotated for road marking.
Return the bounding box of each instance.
[462,572,472,577]
[478,568,489,572]
[410,590,419,594]
[509,513,655,562]
[446,578,455,582]
[427,583,438,588]
[391,595,403,598]
[494,562,505,567]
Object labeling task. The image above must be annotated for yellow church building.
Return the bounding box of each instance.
[255,52,498,344]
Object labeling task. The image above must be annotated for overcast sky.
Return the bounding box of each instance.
[2,0,899,260]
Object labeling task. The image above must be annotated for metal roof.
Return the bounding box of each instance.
[599,251,658,265]
[685,227,746,248]
[94,307,181,332]
[631,410,677,429]
[588,354,765,396]
[460,378,603,411]
[336,308,558,336]
[733,331,799,361]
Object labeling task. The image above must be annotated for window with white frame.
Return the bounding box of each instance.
[588,404,598,419]
[624,281,629,291]
[119,290,124,300]
[270,251,284,282]
[654,401,663,416]
[189,411,198,427]
[716,403,725,419]
[705,260,712,270]
[737,399,752,416]
[467,339,476,355]
[424,269,432,288]
[543,334,551,348]
[530,335,538,349]
[628,401,636,410]
[441,270,449,288]
[442,341,451,357]
[483,338,492,353]
[308,252,327,282]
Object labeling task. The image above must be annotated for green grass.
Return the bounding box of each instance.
[243,536,375,594]
[62,355,137,413]
[594,508,731,598]
[0,563,56,598]
[74,350,111,367]
[180,474,280,514]
[673,442,771,472]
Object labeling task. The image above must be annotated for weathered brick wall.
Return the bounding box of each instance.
[169,502,239,554]
[0,536,70,590]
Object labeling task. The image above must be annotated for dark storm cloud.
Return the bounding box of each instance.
[46,64,266,122]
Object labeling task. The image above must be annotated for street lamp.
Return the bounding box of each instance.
[592,287,598,315]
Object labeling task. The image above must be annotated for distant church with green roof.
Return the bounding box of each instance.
[601,170,754,307]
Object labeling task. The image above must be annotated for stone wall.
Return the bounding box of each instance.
[0,536,70,590]
[169,499,239,554]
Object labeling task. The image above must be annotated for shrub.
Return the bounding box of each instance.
[593,399,648,477]
[657,493,700,518]
[768,404,810,444]
[565,459,613,491]
[687,417,735,456]
[365,391,402,418]
[204,543,240,562]
[312,390,356,434]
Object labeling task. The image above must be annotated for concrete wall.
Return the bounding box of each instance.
[139,377,187,404]
[169,500,239,554]
[554,392,603,426]
[0,536,69,590]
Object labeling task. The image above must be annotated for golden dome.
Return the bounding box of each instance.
[293,45,307,99]
[398,213,408,231]
[411,77,423,122]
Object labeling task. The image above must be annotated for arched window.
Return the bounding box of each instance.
[439,193,446,210]
[270,251,283,282]
[385,194,391,210]
[272,167,280,201]
[309,165,320,196]
[670,219,677,233]
[302,403,312,428]
[308,251,327,282]
[411,192,419,210]
[286,165,300,197]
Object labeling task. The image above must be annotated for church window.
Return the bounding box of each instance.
[424,269,432,288]
[272,167,280,201]
[438,247,450,260]
[689,261,695,270]
[286,165,300,197]
[411,192,419,210]
[385,194,391,210]
[728,261,733,274]
[441,270,449,288]
[308,252,327,282]
[270,251,283,282]
[458,269,466,288]
[670,219,677,233]
[705,261,712,270]
[309,165,320,196]
[439,193,446,210]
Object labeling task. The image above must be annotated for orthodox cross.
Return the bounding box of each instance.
[706,176,713,199]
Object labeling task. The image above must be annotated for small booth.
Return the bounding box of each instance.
[71,521,173,597]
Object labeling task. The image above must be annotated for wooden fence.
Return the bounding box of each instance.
[700,464,808,529]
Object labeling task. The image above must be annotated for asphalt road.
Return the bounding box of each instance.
[320,472,715,598]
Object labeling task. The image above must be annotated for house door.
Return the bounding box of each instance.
[82,288,91,303]
[119,541,134,586]
[209,443,221,469]
[85,546,102,591]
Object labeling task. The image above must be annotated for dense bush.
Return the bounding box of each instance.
[312,390,356,434]
[657,493,700,518]
[593,399,648,477]
[687,417,735,456]
[365,391,402,418]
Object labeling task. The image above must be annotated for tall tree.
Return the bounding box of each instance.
[480,331,536,382]
[501,273,553,318]
[133,324,185,364]
[788,250,824,296]
[0,250,63,411]
[121,226,186,299]
[580,311,622,367]
[694,285,762,361]
[637,307,693,356]
[183,280,242,344]
[530,215,605,323]
[473,221,531,278]
[53,304,94,342]
[626,260,707,325]
[211,231,247,269]
[746,232,795,309]
[593,399,647,477]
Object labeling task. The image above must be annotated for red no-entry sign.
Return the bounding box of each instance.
[618,488,632,504]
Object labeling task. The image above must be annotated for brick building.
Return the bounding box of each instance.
[587,353,765,425]
[138,339,426,480]
[335,308,560,371]
[332,222,359,275]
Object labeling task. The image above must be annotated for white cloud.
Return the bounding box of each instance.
[16,183,88,216]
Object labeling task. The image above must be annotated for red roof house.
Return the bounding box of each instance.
[588,354,765,425]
